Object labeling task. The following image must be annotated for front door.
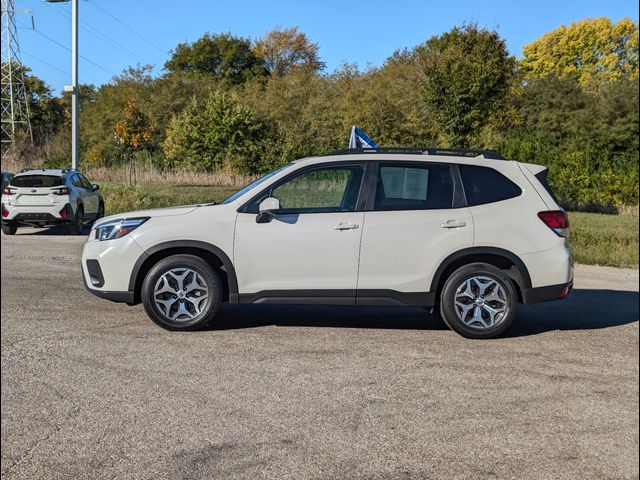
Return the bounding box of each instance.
[234,164,366,299]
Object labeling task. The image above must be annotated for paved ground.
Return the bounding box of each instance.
[1,228,638,480]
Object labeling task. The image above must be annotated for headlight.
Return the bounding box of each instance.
[93,217,149,241]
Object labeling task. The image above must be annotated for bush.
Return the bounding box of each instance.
[162,90,272,175]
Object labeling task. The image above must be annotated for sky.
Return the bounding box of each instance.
[11,0,640,94]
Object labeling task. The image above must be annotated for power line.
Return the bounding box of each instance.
[87,0,165,53]
[18,22,116,76]
[22,51,69,76]
[42,1,147,64]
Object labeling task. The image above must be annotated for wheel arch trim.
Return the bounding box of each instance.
[128,240,238,302]
[430,247,532,295]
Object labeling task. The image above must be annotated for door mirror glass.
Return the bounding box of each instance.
[92,184,100,191]
[259,197,279,213]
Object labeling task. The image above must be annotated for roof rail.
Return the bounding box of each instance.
[323,147,505,160]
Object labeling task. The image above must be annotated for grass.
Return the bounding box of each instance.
[99,181,639,269]
[568,212,638,268]
[101,182,238,216]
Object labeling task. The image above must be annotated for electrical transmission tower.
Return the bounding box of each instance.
[1,0,33,161]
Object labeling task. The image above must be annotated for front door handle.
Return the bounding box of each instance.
[441,220,467,229]
[334,222,359,231]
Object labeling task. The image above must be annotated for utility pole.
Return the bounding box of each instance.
[47,0,78,170]
[1,0,33,162]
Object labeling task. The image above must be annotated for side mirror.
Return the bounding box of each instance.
[256,197,279,223]
[92,184,100,191]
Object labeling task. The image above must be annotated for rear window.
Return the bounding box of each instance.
[10,175,64,188]
[459,165,521,206]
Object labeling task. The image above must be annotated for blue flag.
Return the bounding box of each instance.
[348,126,378,149]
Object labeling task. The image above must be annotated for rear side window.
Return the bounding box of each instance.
[374,163,454,210]
[534,169,560,204]
[71,175,84,188]
[10,175,63,188]
[459,165,521,206]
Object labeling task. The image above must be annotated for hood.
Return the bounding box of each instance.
[94,204,205,227]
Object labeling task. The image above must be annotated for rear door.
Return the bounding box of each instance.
[357,162,474,298]
[77,174,99,215]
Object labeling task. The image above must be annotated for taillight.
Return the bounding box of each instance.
[1,205,9,218]
[59,207,68,218]
[53,187,70,196]
[2,187,16,195]
[538,210,569,238]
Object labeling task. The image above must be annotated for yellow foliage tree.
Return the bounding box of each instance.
[114,99,156,185]
[520,17,639,85]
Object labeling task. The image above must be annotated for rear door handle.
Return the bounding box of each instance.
[441,220,467,229]
[334,222,359,231]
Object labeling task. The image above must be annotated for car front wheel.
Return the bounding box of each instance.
[141,254,222,330]
[439,263,518,339]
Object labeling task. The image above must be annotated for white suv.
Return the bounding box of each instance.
[82,149,573,339]
[2,169,104,235]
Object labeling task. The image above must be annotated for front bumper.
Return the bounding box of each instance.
[81,266,135,304]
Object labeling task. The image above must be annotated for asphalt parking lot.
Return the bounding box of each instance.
[1,228,638,480]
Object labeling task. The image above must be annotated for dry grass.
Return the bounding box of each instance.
[84,166,254,187]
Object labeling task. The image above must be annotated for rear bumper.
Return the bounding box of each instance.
[523,281,573,304]
[2,203,74,225]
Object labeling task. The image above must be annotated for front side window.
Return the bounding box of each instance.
[374,163,454,210]
[459,165,522,206]
[246,165,364,214]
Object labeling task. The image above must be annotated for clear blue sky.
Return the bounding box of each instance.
[14,0,640,94]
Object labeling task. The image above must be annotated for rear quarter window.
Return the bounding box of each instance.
[459,165,522,206]
[10,175,64,188]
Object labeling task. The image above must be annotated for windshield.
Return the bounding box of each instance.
[10,175,64,188]
[222,164,292,204]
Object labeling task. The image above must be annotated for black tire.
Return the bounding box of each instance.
[1,223,17,235]
[439,263,518,339]
[141,254,223,331]
[68,206,84,235]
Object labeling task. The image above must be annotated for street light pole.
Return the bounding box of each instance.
[45,0,78,170]
[71,0,78,170]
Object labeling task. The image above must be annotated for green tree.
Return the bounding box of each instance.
[520,18,639,85]
[164,32,266,83]
[162,90,270,175]
[254,26,325,77]
[415,24,516,147]
[114,98,156,184]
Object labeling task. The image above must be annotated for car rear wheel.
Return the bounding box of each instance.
[1,223,17,235]
[141,254,222,331]
[439,263,518,339]
[68,206,84,235]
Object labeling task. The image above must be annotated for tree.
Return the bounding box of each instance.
[254,26,324,77]
[520,18,639,85]
[415,24,516,147]
[162,90,270,175]
[114,98,156,185]
[164,33,266,83]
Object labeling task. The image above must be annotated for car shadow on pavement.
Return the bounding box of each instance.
[209,288,638,336]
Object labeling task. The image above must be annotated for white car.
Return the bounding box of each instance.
[82,148,573,339]
[1,169,104,235]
